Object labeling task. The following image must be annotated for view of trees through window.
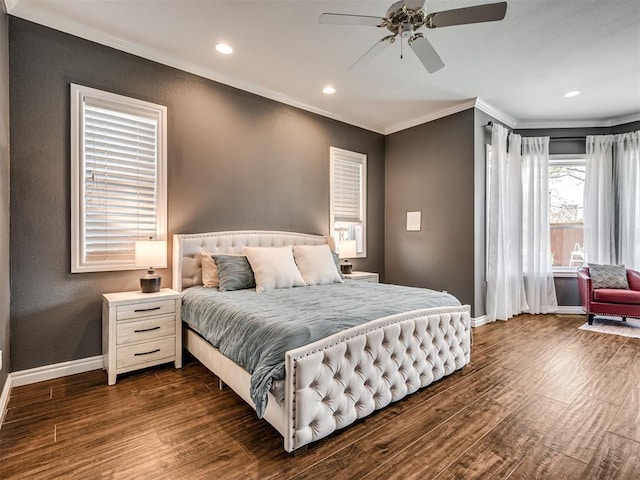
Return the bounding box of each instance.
[548,158,586,268]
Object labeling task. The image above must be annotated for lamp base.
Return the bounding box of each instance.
[340,260,353,275]
[140,269,161,293]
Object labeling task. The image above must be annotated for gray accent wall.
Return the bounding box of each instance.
[0,9,10,389]
[9,18,384,371]
[612,121,640,135]
[385,109,476,313]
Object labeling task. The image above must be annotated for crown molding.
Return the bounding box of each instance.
[385,98,518,134]
[385,99,477,135]
[474,98,518,129]
[8,0,637,136]
[3,0,19,14]
[6,1,386,135]
[611,111,640,126]
[516,111,640,130]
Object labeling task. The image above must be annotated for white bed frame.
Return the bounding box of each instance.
[173,230,471,453]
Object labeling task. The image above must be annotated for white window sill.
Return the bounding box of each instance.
[553,268,580,278]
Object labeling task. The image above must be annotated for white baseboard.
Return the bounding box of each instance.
[0,374,11,429]
[555,306,584,315]
[471,308,583,326]
[10,355,104,388]
[0,355,104,432]
[471,315,492,328]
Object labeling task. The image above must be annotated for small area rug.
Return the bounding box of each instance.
[579,316,640,339]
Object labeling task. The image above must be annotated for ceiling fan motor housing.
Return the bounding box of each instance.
[385,1,427,36]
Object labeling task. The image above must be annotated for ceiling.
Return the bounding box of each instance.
[5,0,640,134]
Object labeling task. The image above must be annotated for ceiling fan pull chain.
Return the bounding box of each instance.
[400,34,404,59]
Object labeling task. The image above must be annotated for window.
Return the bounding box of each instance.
[71,84,167,272]
[548,155,586,271]
[330,147,367,257]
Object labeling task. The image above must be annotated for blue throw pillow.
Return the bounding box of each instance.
[332,251,344,279]
[212,255,256,291]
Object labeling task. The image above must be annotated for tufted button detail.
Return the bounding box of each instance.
[281,304,469,449]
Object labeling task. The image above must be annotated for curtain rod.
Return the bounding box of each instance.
[484,122,585,141]
[548,137,586,141]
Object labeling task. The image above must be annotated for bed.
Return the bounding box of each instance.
[172,230,471,453]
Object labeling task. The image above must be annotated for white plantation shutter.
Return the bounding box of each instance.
[71,85,167,272]
[333,154,363,223]
[330,147,367,256]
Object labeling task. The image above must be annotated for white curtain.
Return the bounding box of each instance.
[521,137,558,314]
[616,131,640,269]
[486,124,527,321]
[585,135,615,264]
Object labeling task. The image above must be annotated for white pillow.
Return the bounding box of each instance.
[243,246,307,292]
[293,244,343,286]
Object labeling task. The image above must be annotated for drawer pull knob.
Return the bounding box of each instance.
[134,349,160,356]
[134,306,161,313]
[134,326,161,333]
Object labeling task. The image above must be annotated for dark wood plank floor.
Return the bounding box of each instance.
[2,314,640,479]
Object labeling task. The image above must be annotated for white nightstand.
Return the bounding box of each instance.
[343,271,379,283]
[102,288,182,385]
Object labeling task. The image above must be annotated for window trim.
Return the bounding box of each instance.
[329,146,367,258]
[70,84,168,273]
[549,153,586,277]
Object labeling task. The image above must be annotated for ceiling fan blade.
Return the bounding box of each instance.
[409,35,444,73]
[349,36,394,71]
[426,2,507,28]
[319,13,385,27]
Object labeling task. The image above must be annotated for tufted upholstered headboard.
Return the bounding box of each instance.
[172,230,334,292]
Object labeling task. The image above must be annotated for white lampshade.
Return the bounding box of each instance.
[135,240,167,268]
[338,240,357,259]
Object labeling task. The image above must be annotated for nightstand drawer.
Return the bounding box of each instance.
[117,299,176,321]
[116,338,176,369]
[343,272,379,283]
[116,315,176,345]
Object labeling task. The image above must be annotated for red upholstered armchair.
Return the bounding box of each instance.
[577,267,640,325]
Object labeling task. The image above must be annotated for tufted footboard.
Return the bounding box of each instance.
[282,305,471,452]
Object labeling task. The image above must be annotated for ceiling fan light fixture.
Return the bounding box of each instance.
[215,43,233,55]
[319,1,508,74]
[322,86,336,95]
[564,90,581,98]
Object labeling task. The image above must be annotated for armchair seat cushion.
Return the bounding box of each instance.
[593,288,640,305]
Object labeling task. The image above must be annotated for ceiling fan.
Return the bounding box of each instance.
[319,1,507,73]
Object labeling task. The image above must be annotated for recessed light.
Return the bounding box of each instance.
[564,90,581,98]
[215,43,233,55]
[322,86,336,95]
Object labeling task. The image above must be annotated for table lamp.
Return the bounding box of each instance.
[338,240,357,275]
[135,240,166,293]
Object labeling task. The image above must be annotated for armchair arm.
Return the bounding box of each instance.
[628,269,640,291]
[577,267,592,311]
